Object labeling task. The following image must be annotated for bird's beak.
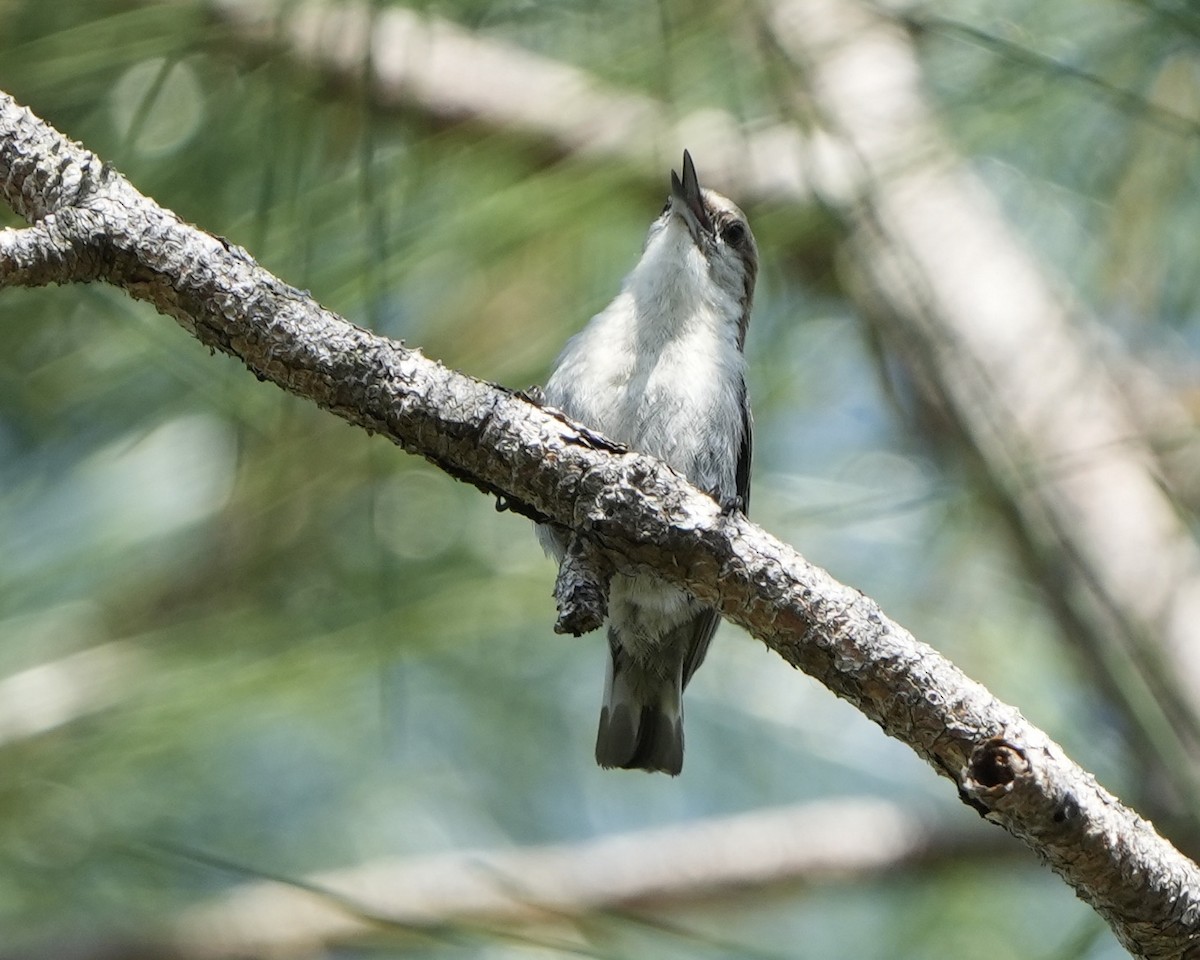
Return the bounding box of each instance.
[670,150,713,243]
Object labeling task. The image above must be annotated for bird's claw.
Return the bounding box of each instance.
[712,490,744,516]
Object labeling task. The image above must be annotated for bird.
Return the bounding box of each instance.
[538,151,757,775]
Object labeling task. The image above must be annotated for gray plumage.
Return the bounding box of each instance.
[539,151,757,775]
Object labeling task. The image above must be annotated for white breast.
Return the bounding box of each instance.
[545,219,746,500]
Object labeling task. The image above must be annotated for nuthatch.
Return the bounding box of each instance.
[539,152,757,775]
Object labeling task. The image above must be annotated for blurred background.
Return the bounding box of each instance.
[3,0,1200,957]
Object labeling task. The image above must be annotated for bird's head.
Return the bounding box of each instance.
[644,151,758,348]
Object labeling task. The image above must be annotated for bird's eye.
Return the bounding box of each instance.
[722,221,746,245]
[659,200,671,217]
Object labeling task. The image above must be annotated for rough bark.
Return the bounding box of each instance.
[3,90,1200,958]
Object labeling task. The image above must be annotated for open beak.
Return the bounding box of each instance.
[670,150,713,242]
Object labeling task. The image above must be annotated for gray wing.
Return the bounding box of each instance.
[735,380,752,511]
[680,608,721,690]
[682,380,752,688]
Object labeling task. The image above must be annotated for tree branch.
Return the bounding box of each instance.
[0,642,145,744]
[197,0,1200,804]
[3,90,1199,958]
[164,799,1004,957]
[191,0,828,205]
[762,0,1200,810]
[552,532,613,636]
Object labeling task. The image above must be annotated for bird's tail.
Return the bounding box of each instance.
[594,637,684,776]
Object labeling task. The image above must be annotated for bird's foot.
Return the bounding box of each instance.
[710,489,744,516]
